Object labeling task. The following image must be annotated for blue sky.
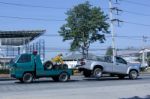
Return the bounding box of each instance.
[0,0,150,59]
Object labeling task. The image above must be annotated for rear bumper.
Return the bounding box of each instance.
[78,67,91,72]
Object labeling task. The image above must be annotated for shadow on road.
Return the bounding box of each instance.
[120,95,150,99]
[15,79,80,84]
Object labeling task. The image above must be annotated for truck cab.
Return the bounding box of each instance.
[9,53,73,83]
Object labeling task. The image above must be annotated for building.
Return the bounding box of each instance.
[0,30,45,69]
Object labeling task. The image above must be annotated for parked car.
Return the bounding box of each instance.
[78,56,140,79]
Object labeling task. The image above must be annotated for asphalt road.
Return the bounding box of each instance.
[0,74,150,99]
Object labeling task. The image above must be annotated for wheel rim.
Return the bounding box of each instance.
[59,73,68,82]
[130,71,137,79]
[47,65,52,69]
[23,73,33,83]
[94,68,102,78]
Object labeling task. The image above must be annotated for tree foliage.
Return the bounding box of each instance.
[59,1,109,58]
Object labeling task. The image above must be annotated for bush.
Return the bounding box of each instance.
[0,69,9,74]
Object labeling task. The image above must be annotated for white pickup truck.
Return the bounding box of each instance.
[78,56,140,79]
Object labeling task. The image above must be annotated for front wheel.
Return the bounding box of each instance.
[129,70,138,80]
[93,68,102,78]
[22,73,33,83]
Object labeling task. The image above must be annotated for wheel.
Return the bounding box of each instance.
[22,73,33,83]
[129,70,138,80]
[62,64,68,69]
[118,75,125,79]
[44,61,53,70]
[58,72,69,82]
[83,70,91,77]
[93,68,102,78]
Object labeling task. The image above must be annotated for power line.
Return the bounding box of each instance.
[124,10,150,17]
[0,1,109,10]
[122,0,150,8]
[42,34,150,39]
[1,1,150,19]
[0,15,65,22]
[124,21,150,27]
[0,1,69,10]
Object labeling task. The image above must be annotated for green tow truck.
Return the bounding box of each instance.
[9,52,74,83]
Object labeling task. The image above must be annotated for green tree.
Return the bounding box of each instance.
[105,46,113,56]
[59,1,109,58]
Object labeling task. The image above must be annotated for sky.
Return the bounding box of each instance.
[0,0,150,59]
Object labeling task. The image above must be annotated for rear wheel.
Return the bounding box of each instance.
[129,70,138,80]
[93,68,102,78]
[22,73,33,83]
[58,72,69,82]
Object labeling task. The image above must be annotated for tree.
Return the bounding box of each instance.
[59,1,109,58]
[106,46,113,56]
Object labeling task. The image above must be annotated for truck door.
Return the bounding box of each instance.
[103,56,113,72]
[16,54,33,72]
[113,57,128,74]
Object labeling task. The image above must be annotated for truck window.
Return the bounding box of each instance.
[104,56,112,63]
[116,57,127,64]
[17,54,31,63]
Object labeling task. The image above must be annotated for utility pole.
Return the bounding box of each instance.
[142,36,147,68]
[109,0,123,65]
[109,0,116,64]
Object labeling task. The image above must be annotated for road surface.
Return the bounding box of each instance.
[0,74,150,99]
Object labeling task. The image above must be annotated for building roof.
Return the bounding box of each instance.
[0,30,45,46]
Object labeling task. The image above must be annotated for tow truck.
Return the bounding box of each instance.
[9,51,73,83]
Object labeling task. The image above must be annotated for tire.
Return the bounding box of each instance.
[93,68,102,78]
[44,61,53,70]
[129,70,138,80]
[58,72,69,82]
[118,75,125,79]
[83,70,91,77]
[22,73,33,83]
[62,64,68,69]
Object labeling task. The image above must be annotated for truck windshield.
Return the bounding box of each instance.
[10,55,20,64]
[17,54,31,63]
